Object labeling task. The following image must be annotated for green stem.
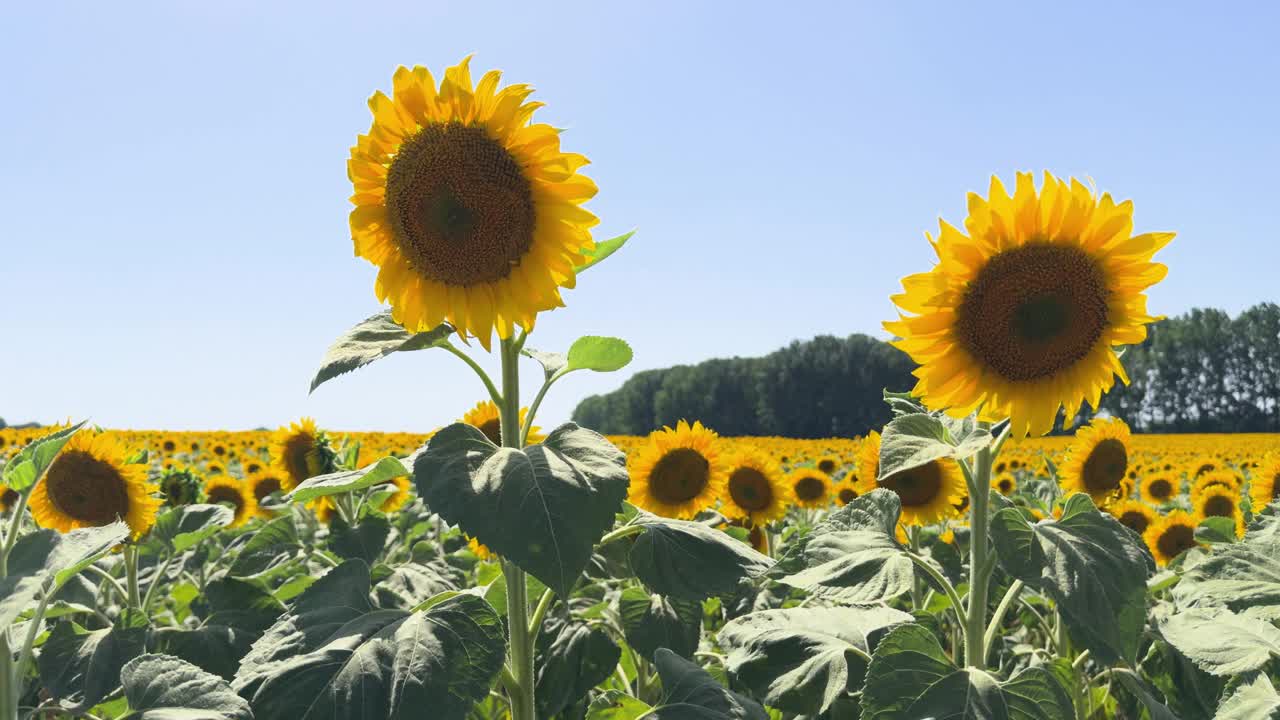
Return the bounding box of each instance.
[906,551,966,632]
[909,527,924,611]
[983,580,1024,665]
[84,564,129,604]
[124,546,142,613]
[14,584,53,691]
[598,524,644,546]
[442,343,503,408]
[0,490,31,577]
[498,336,536,720]
[964,423,995,670]
[141,553,173,615]
[528,588,555,637]
[520,373,559,447]
[0,630,15,720]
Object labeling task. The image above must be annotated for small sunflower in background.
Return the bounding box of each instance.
[309,497,339,525]
[1058,417,1131,506]
[468,536,495,562]
[1144,510,1201,567]
[0,484,19,513]
[373,474,413,513]
[722,447,789,525]
[992,472,1017,496]
[158,466,202,507]
[1188,455,1220,478]
[271,417,334,490]
[1195,485,1245,537]
[815,454,840,475]
[1191,470,1242,505]
[1250,453,1280,511]
[1110,499,1156,536]
[628,420,728,520]
[787,468,832,509]
[348,58,600,350]
[203,476,258,527]
[1140,473,1178,505]
[885,172,1172,436]
[461,400,540,446]
[30,431,159,539]
[859,430,964,526]
[835,485,860,506]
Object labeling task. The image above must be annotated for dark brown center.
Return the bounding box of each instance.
[837,487,858,505]
[793,475,827,502]
[728,467,773,512]
[385,123,535,286]
[880,461,944,507]
[283,434,316,483]
[1147,478,1173,500]
[1083,439,1127,492]
[477,418,503,446]
[1203,494,1236,518]
[1272,473,1280,500]
[45,450,131,525]
[253,476,283,502]
[648,448,710,505]
[954,243,1109,381]
[818,459,837,474]
[1157,523,1197,561]
[207,485,245,519]
[1118,510,1150,535]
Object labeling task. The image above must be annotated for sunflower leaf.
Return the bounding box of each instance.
[629,512,774,600]
[1,420,87,492]
[587,691,654,719]
[988,493,1152,665]
[648,648,770,720]
[1215,672,1280,720]
[285,455,409,504]
[1195,516,1239,544]
[565,336,633,373]
[1160,607,1280,676]
[120,654,253,720]
[227,515,301,578]
[618,587,702,660]
[535,617,622,718]
[1,523,130,628]
[309,311,452,393]
[38,622,148,712]
[877,412,991,480]
[152,503,234,553]
[573,230,634,274]
[522,347,568,379]
[717,605,911,715]
[413,422,629,597]
[1173,512,1280,619]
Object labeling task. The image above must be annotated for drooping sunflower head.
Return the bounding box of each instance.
[30,431,159,539]
[1141,473,1178,505]
[627,420,728,520]
[203,476,257,528]
[885,172,1172,436]
[461,400,540,446]
[1059,417,1131,506]
[1250,454,1280,512]
[270,417,334,489]
[348,58,599,350]
[722,446,790,525]
[1143,510,1202,567]
[158,466,202,507]
[859,430,964,526]
[248,471,288,511]
[1110,499,1157,537]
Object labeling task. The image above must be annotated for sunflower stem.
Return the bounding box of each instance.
[983,579,1024,664]
[964,422,995,670]
[0,489,32,577]
[441,342,503,408]
[124,545,143,625]
[0,628,15,720]
[909,527,923,611]
[498,336,537,720]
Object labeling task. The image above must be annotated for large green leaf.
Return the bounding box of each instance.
[717,605,911,715]
[1,420,87,491]
[877,412,991,480]
[39,622,148,711]
[121,654,254,720]
[373,561,462,610]
[573,230,634,273]
[648,648,769,719]
[199,578,286,634]
[629,512,774,600]
[309,311,452,393]
[988,493,1152,664]
[0,522,129,627]
[328,514,391,565]
[779,490,914,603]
[232,559,505,720]
[413,422,629,597]
[587,690,654,719]
[618,586,701,660]
[152,504,234,552]
[154,625,257,681]
[535,617,622,718]
[1174,516,1280,619]
[1216,672,1280,720]
[861,623,1073,720]
[1113,669,1180,720]
[286,456,409,505]
[1160,607,1280,676]
[228,515,302,578]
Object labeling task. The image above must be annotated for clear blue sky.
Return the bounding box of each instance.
[3,2,1277,433]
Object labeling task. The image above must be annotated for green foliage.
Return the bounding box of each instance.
[618,586,701,660]
[574,230,635,273]
[876,412,992,479]
[534,617,621,717]
[1,523,129,627]
[151,503,234,552]
[38,622,148,712]
[286,456,409,504]
[309,311,452,393]
[121,654,253,720]
[629,512,774,600]
[1,420,86,491]
[1160,607,1280,676]
[1215,673,1280,719]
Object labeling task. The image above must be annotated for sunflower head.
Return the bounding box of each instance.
[247,471,288,515]
[461,400,540,446]
[1191,470,1242,505]
[859,430,963,526]
[158,466,202,507]
[885,172,1172,436]
[1144,510,1202,567]
[270,417,335,489]
[373,474,413,513]
[993,472,1017,496]
[722,446,789,525]
[204,476,258,528]
[1250,454,1280,512]
[29,431,159,539]
[0,484,19,513]
[627,421,728,520]
[787,468,833,510]
[1110,499,1157,536]
[816,455,840,475]
[1195,485,1244,538]
[1140,473,1178,505]
[348,58,600,350]
[1059,417,1131,506]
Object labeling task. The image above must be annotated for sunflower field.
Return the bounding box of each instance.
[3,57,1279,720]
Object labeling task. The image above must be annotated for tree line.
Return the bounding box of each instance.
[572,303,1280,438]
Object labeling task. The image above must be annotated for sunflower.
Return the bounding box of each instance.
[722,447,789,525]
[1144,510,1201,567]
[373,474,413,513]
[1191,471,1241,505]
[203,476,257,528]
[461,400,540,446]
[786,468,832,509]
[1195,486,1244,537]
[885,172,1172,436]
[468,536,495,561]
[29,431,159,539]
[158,466,201,507]
[1249,454,1280,512]
[309,497,339,525]
[1140,474,1178,505]
[348,58,600,350]
[858,430,965,526]
[1188,456,1220,478]
[0,484,19,513]
[270,417,332,490]
[1058,417,1131,506]
[835,485,860,506]
[628,421,728,519]
[1110,499,1157,536]
[247,471,288,517]
[815,454,841,475]
[992,472,1017,496]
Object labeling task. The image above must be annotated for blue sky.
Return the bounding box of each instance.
[3,2,1277,432]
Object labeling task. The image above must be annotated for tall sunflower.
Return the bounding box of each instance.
[787,468,833,510]
[628,421,728,519]
[1143,510,1201,567]
[461,400,540,446]
[722,447,790,525]
[859,430,964,526]
[1058,417,1131,506]
[1250,454,1280,512]
[203,476,257,528]
[1140,474,1178,505]
[270,417,332,490]
[29,431,159,539]
[348,58,599,350]
[1195,485,1244,537]
[885,172,1172,436]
